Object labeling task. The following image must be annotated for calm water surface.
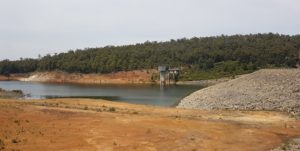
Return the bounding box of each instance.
[0,81,203,107]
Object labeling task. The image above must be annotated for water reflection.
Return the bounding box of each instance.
[0,81,204,107]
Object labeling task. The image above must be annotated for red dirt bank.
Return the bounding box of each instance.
[0,70,158,85]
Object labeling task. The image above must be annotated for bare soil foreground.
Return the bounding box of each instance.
[178,69,300,117]
[0,99,300,151]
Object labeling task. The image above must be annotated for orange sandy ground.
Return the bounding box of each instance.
[0,74,29,81]
[0,76,7,81]
[0,99,299,151]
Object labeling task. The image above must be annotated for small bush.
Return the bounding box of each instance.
[109,107,116,112]
[0,139,5,150]
[281,145,287,151]
[11,139,20,144]
[84,106,88,110]
[14,120,20,125]
[12,90,23,95]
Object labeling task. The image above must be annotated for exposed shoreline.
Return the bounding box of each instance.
[0,70,158,85]
[19,70,158,85]
[0,70,231,87]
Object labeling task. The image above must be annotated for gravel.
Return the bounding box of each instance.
[271,138,300,151]
[177,69,300,117]
[0,88,24,99]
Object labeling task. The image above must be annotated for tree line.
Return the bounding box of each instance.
[1,33,299,79]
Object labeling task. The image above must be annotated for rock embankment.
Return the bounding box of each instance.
[0,88,24,99]
[272,138,300,151]
[177,69,300,116]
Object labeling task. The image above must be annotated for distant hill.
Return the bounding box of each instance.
[0,33,299,80]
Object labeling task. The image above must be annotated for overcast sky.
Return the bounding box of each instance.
[1,0,300,60]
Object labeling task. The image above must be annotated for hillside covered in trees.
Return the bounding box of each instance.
[0,33,299,80]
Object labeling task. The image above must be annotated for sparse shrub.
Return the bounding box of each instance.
[146,129,151,134]
[11,138,20,144]
[281,145,287,151]
[84,106,88,110]
[12,90,23,95]
[109,107,116,112]
[0,139,5,150]
[39,131,44,136]
[14,120,20,125]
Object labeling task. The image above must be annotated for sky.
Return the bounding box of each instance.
[1,0,300,60]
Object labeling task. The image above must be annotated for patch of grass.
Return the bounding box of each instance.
[109,107,116,112]
[11,138,20,144]
[14,120,20,126]
[0,139,5,150]
[181,70,228,81]
[146,129,151,134]
[281,145,288,151]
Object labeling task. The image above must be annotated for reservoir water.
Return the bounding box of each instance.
[0,81,203,107]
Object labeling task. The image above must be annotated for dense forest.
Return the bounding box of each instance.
[1,33,299,80]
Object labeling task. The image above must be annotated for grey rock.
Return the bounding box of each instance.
[177,69,300,117]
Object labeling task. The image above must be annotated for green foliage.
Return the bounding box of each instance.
[0,33,299,81]
[0,59,38,75]
[181,61,256,80]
